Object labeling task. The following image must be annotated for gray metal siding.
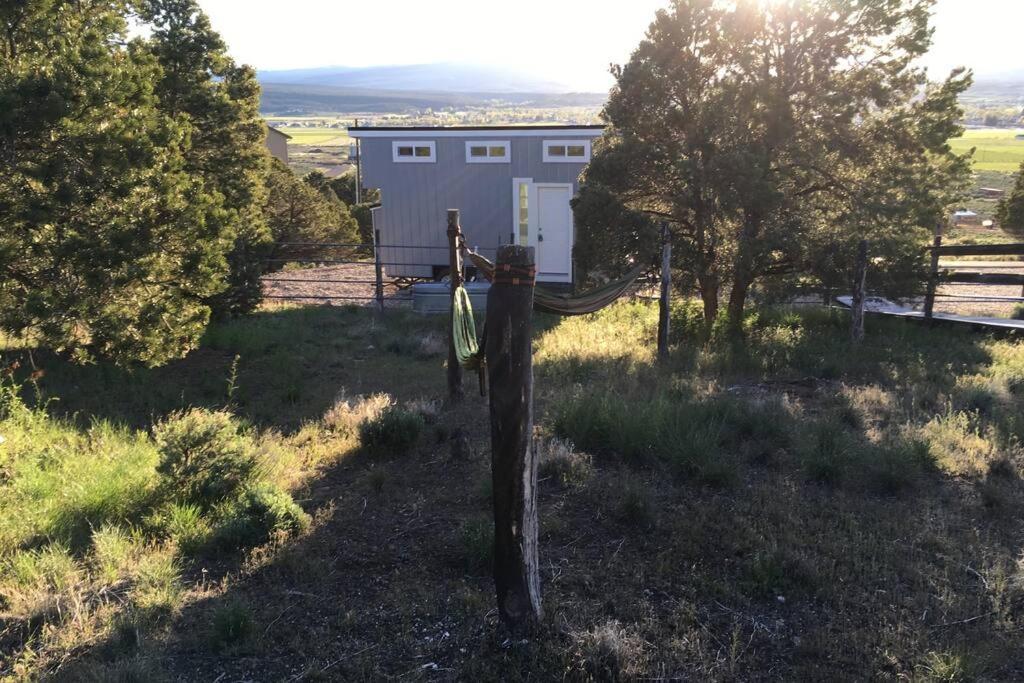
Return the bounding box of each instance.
[359,136,590,280]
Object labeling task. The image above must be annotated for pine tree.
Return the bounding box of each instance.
[137,0,272,318]
[996,162,1024,237]
[0,0,231,365]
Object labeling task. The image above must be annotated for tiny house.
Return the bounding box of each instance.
[348,125,605,284]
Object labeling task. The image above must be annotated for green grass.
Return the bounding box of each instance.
[4,301,1024,679]
[949,128,1024,172]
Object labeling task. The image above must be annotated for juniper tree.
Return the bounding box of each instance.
[136,0,272,318]
[576,0,971,335]
[996,162,1024,237]
[0,0,230,365]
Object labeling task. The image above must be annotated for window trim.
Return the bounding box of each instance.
[543,139,591,163]
[465,140,511,164]
[392,140,436,163]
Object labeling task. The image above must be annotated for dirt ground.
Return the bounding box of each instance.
[933,260,1024,318]
[262,263,412,307]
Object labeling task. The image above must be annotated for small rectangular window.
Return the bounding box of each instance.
[543,139,591,163]
[466,140,510,163]
[392,140,436,163]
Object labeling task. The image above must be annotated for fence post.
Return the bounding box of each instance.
[486,244,542,631]
[447,210,465,404]
[924,222,943,321]
[373,229,384,312]
[658,222,672,361]
[851,239,868,342]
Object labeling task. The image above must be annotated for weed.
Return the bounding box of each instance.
[799,418,852,486]
[614,476,655,528]
[324,392,390,437]
[916,650,979,682]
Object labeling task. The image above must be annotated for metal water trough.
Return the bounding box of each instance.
[411,282,490,314]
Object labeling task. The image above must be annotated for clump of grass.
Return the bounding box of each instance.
[613,475,655,528]
[920,410,996,476]
[405,397,441,424]
[860,439,933,496]
[324,392,391,437]
[131,549,181,616]
[916,650,979,682]
[742,546,818,598]
[457,518,493,573]
[798,418,853,486]
[153,409,257,508]
[571,620,648,681]
[212,484,310,551]
[209,600,255,651]
[1,543,82,620]
[359,405,424,454]
[152,502,212,552]
[536,437,593,488]
[91,524,139,585]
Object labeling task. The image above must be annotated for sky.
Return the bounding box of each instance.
[196,0,1024,91]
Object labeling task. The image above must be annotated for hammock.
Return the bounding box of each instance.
[463,250,648,316]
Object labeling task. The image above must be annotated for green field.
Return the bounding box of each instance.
[275,127,350,146]
[949,128,1024,172]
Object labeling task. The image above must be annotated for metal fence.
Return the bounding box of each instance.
[261,232,497,308]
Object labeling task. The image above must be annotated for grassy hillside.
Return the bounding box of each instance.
[2,303,1024,679]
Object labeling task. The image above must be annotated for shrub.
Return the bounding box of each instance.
[359,406,424,454]
[212,484,310,551]
[153,409,257,508]
[324,392,391,436]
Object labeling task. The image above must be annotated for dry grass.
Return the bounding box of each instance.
[2,302,1024,679]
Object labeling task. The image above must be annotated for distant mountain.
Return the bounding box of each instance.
[258,83,606,115]
[257,63,576,94]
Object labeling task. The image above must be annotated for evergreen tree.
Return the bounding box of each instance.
[136,0,271,318]
[577,0,972,335]
[0,0,230,365]
[266,161,360,263]
[996,162,1024,237]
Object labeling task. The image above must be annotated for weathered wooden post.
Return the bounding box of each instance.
[447,210,465,403]
[373,228,384,312]
[851,239,868,342]
[486,245,542,630]
[657,222,672,361]
[924,222,943,321]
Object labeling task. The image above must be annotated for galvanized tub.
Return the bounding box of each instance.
[411,282,491,315]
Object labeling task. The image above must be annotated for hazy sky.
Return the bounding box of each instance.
[196,0,1023,90]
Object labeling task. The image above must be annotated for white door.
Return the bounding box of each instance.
[511,179,573,283]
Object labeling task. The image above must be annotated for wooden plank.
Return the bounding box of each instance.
[851,239,867,342]
[486,244,542,631]
[930,243,1024,256]
[657,223,671,361]
[942,272,1024,286]
[924,224,943,320]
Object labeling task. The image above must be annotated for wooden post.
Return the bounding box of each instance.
[657,222,671,361]
[851,239,868,342]
[924,222,943,321]
[447,210,465,403]
[373,228,384,312]
[486,245,541,630]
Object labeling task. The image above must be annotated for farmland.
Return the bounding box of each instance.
[3,302,1024,679]
[949,128,1024,173]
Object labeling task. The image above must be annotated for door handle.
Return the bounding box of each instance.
[538,234,544,242]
